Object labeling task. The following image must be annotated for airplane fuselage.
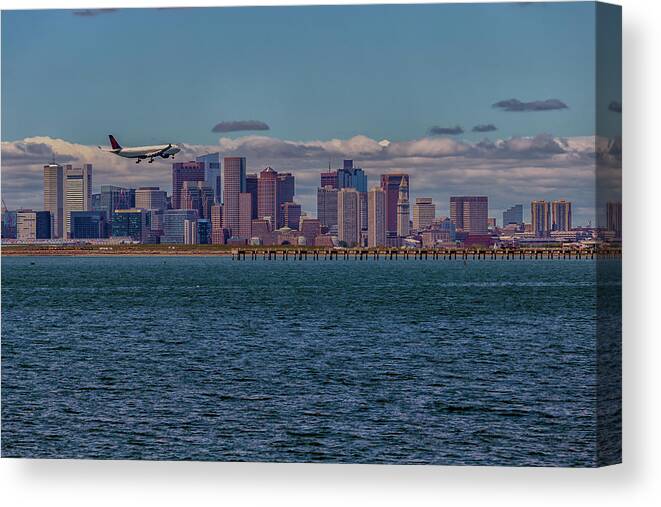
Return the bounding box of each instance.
[99,135,181,163]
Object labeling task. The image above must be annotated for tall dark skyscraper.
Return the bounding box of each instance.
[320,170,337,188]
[276,173,295,228]
[196,153,222,204]
[245,173,259,220]
[172,161,205,210]
[450,196,488,234]
[223,157,246,235]
[258,167,279,228]
[503,204,524,226]
[380,173,409,235]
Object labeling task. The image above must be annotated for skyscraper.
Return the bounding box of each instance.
[112,209,148,242]
[551,200,572,231]
[276,172,295,227]
[135,187,167,211]
[196,153,221,203]
[238,192,253,240]
[43,163,64,238]
[64,164,92,239]
[337,160,367,192]
[396,177,410,237]
[223,157,246,235]
[258,167,279,228]
[181,181,214,220]
[162,209,199,244]
[172,161,205,209]
[317,186,338,230]
[281,202,302,230]
[367,186,386,248]
[380,173,409,235]
[412,197,435,231]
[337,188,360,247]
[531,200,551,237]
[449,196,488,234]
[607,201,622,238]
[183,219,198,245]
[99,185,135,228]
[211,204,224,244]
[245,173,259,220]
[320,169,337,188]
[503,204,524,226]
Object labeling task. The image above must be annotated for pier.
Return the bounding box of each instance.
[230,247,621,261]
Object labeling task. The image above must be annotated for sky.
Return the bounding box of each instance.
[1,3,621,225]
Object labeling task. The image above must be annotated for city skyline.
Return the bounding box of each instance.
[1,4,622,226]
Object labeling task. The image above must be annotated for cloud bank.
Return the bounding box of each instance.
[493,98,568,112]
[72,9,119,17]
[1,133,619,226]
[472,124,498,133]
[212,120,270,133]
[428,125,464,136]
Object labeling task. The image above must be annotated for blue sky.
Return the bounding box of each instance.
[2,3,608,145]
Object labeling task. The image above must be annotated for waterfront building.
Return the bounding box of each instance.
[488,218,497,229]
[380,173,409,235]
[43,163,64,238]
[196,153,221,203]
[162,209,199,244]
[281,201,302,230]
[16,210,51,240]
[1,210,17,239]
[70,211,108,239]
[197,219,211,244]
[223,157,247,235]
[112,208,147,242]
[449,196,488,234]
[338,188,360,247]
[412,197,435,231]
[238,192,253,240]
[317,186,339,229]
[531,200,551,237]
[135,187,167,211]
[367,186,386,248]
[396,177,410,237]
[607,201,622,238]
[245,173,259,220]
[300,217,321,246]
[251,219,274,245]
[181,181,214,220]
[210,204,224,245]
[64,164,92,239]
[183,219,198,245]
[503,204,524,226]
[172,161,205,209]
[551,200,572,231]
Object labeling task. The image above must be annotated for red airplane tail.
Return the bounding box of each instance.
[108,135,122,150]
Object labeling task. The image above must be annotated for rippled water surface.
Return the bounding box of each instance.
[2,256,614,465]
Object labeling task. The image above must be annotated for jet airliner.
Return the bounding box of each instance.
[99,135,181,163]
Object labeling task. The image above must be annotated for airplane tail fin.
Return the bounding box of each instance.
[108,135,122,150]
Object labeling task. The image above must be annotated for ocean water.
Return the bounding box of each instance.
[1,256,620,466]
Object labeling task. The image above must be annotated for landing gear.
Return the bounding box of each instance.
[136,159,141,164]
[148,158,154,163]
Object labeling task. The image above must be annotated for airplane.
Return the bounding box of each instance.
[98,135,181,164]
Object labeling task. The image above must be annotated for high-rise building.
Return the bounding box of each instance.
[503,204,524,226]
[412,197,435,231]
[197,219,211,244]
[337,160,367,192]
[210,204,224,245]
[70,211,108,239]
[183,219,198,245]
[181,181,214,220]
[172,161,205,209]
[551,200,572,231]
[337,188,360,247]
[317,186,339,230]
[258,167,279,228]
[281,202,302,230]
[367,186,386,247]
[320,170,337,189]
[135,187,167,211]
[64,164,92,239]
[396,177,410,237]
[238,192,253,240]
[99,185,135,229]
[1,210,17,239]
[531,200,551,237]
[380,173,409,235]
[43,163,64,238]
[16,210,51,240]
[162,209,199,244]
[245,173,259,220]
[111,209,148,242]
[196,153,221,204]
[223,157,246,235]
[450,196,488,234]
[276,173,295,227]
[607,201,622,238]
